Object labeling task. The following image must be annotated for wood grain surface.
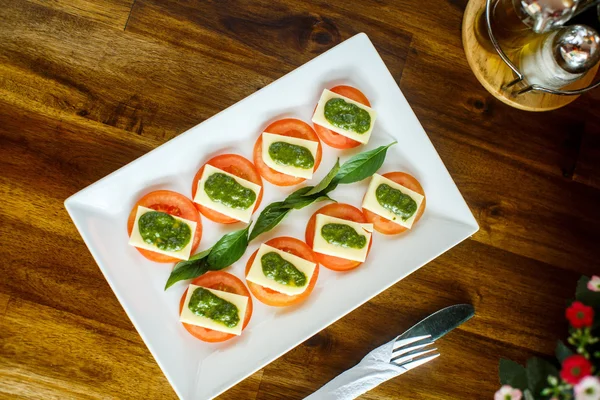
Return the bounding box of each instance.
[1,0,599,399]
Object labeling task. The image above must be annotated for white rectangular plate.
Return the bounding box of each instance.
[65,33,478,400]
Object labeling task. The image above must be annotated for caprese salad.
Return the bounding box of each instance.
[125,83,426,343]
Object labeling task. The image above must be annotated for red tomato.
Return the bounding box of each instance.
[253,119,323,186]
[179,272,253,343]
[245,237,319,307]
[363,172,426,235]
[305,203,372,271]
[191,154,263,224]
[127,190,202,263]
[313,86,371,150]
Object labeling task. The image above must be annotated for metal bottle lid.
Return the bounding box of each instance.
[552,24,600,73]
[521,0,579,33]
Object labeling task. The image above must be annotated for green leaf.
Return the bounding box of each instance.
[334,142,396,184]
[575,276,600,307]
[304,158,340,196]
[523,389,535,400]
[207,226,250,269]
[249,202,291,242]
[555,340,573,363]
[164,248,212,290]
[499,359,528,390]
[284,186,333,210]
[526,357,558,397]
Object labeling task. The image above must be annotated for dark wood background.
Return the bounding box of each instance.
[1,0,599,399]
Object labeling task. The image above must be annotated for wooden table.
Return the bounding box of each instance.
[1,1,599,399]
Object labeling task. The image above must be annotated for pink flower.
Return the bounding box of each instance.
[587,276,600,292]
[575,376,600,400]
[494,385,522,400]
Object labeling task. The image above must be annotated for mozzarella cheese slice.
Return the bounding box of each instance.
[193,164,261,223]
[312,214,372,262]
[179,284,248,335]
[246,243,317,296]
[128,206,197,260]
[311,89,377,144]
[362,174,425,229]
[261,132,319,179]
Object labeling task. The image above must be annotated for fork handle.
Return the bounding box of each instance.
[304,361,403,400]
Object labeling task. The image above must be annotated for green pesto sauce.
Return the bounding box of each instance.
[261,252,307,287]
[138,211,191,251]
[321,223,366,249]
[375,183,418,221]
[188,287,240,328]
[204,172,256,210]
[324,98,371,134]
[268,142,315,170]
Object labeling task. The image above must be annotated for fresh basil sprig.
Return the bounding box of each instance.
[248,202,291,242]
[165,142,396,289]
[207,225,250,269]
[304,158,340,196]
[334,142,396,184]
[164,226,250,289]
[164,248,212,290]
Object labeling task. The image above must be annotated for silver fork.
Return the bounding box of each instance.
[390,334,439,370]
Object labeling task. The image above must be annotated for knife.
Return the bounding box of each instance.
[304,304,475,400]
[397,303,475,342]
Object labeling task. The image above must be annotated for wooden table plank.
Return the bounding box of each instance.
[0,0,272,142]
[1,0,599,399]
[0,295,176,399]
[25,0,135,29]
[574,119,600,190]
[398,34,600,271]
[127,0,412,84]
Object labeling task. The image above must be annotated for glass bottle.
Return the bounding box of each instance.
[476,0,579,52]
[518,24,600,89]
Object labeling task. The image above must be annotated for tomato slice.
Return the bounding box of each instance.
[127,190,202,263]
[313,86,371,150]
[253,119,323,186]
[305,203,372,271]
[245,237,319,307]
[191,154,263,224]
[363,172,426,235]
[179,271,253,343]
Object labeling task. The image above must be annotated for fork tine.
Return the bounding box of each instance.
[392,352,440,370]
[391,341,435,357]
[392,334,431,351]
[391,348,438,365]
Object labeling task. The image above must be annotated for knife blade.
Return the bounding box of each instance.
[396,304,475,342]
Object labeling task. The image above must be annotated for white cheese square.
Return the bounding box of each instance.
[311,89,377,144]
[261,132,319,179]
[193,164,261,223]
[246,243,317,296]
[362,174,425,229]
[179,284,248,335]
[312,214,372,262]
[128,206,197,260]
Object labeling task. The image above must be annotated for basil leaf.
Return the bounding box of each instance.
[499,359,528,390]
[285,186,333,209]
[207,226,250,269]
[555,340,573,363]
[164,248,212,290]
[526,357,558,397]
[304,158,340,196]
[335,142,396,184]
[249,202,291,242]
